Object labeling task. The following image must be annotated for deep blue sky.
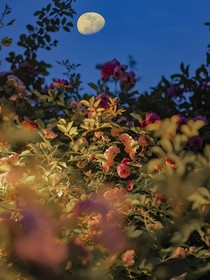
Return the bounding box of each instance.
[1,0,210,93]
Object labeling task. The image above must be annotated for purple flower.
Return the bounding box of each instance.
[193,116,208,125]
[120,71,136,87]
[110,58,120,68]
[97,93,110,109]
[189,135,203,150]
[113,65,123,80]
[167,87,175,97]
[177,114,188,131]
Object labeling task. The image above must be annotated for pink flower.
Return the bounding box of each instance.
[117,163,131,178]
[43,129,58,139]
[172,247,188,259]
[138,136,149,147]
[121,249,135,267]
[126,180,133,191]
[154,193,167,204]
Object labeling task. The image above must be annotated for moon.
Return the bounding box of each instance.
[77,12,105,35]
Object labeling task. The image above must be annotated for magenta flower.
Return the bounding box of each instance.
[189,135,203,150]
[140,119,148,128]
[141,112,160,127]
[101,63,115,79]
[121,158,131,164]
[146,113,160,123]
[101,59,120,80]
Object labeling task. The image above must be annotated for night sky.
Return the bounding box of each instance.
[1,0,210,93]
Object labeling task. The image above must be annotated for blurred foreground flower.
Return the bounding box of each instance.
[189,135,203,150]
[4,201,68,268]
[75,187,129,254]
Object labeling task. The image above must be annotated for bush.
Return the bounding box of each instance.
[0,2,210,280]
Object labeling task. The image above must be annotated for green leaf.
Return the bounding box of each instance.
[7,19,15,26]
[63,26,70,32]
[88,83,98,91]
[130,113,142,122]
[66,121,73,132]
[26,24,34,31]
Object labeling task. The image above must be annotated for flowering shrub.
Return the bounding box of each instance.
[0,66,210,279]
[0,2,210,280]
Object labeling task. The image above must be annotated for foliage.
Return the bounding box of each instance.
[4,0,76,90]
[0,2,210,280]
[0,4,15,65]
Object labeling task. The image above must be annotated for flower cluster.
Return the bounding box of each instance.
[118,133,138,159]
[103,145,120,172]
[74,188,129,254]
[48,78,72,90]
[1,51,210,280]
[101,58,136,89]
[6,75,31,101]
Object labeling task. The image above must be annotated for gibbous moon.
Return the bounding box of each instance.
[77,12,105,35]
